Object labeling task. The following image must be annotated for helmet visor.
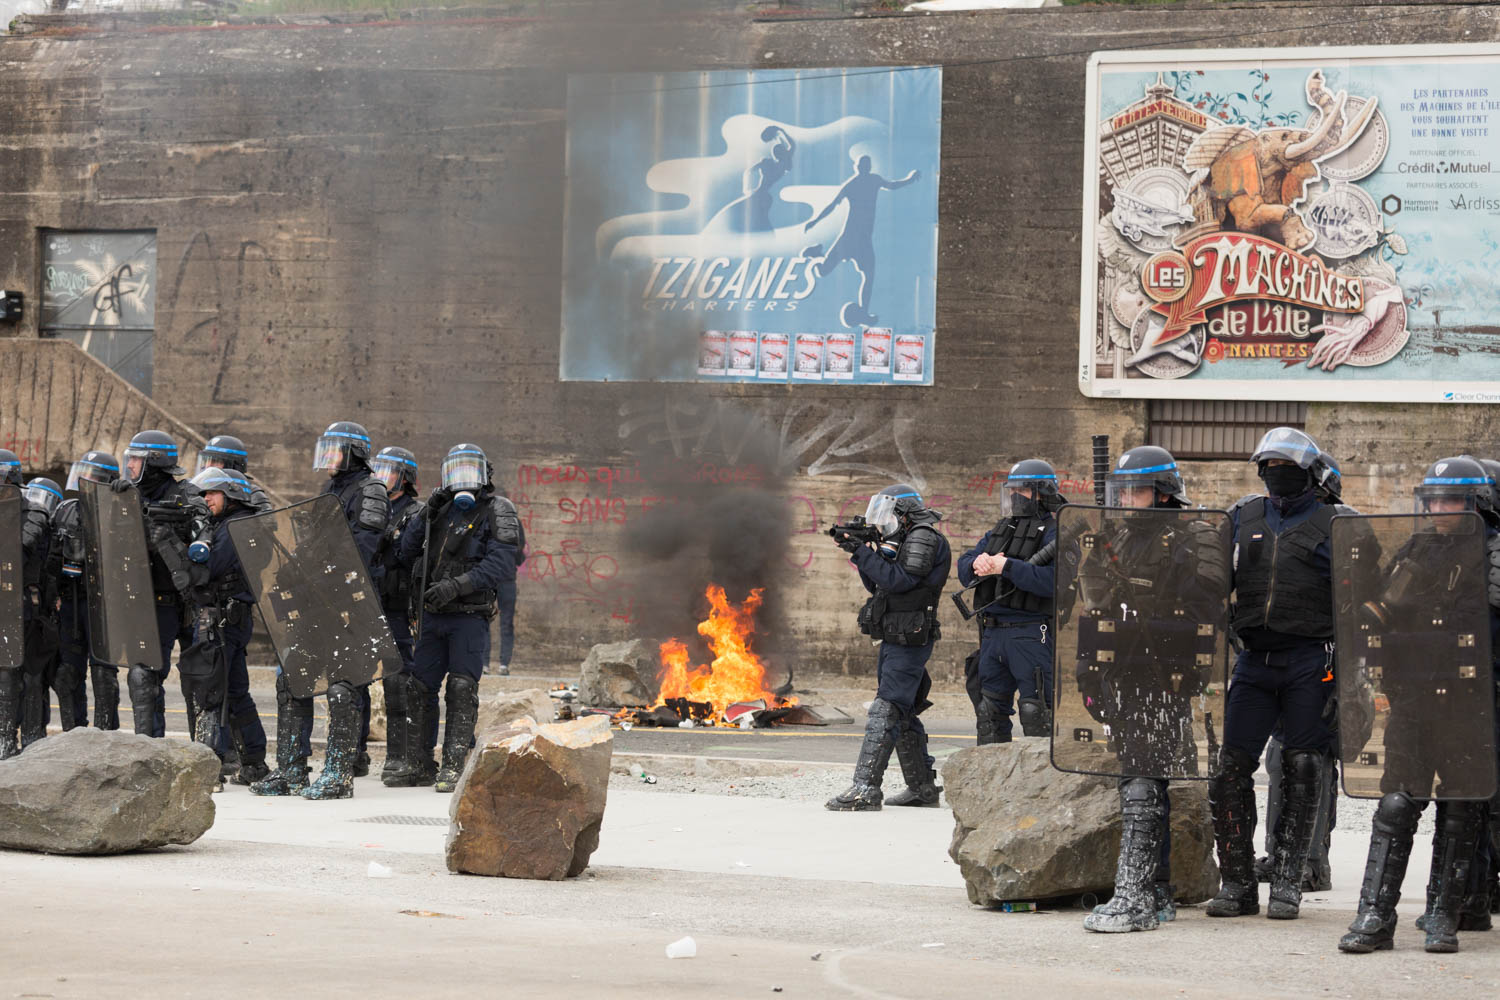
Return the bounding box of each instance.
[372,459,404,493]
[313,434,351,472]
[1250,428,1320,469]
[1105,475,1161,508]
[190,467,237,498]
[1001,484,1045,517]
[441,452,486,491]
[1414,480,1490,514]
[24,482,61,516]
[195,453,227,475]
[862,493,902,537]
[67,458,118,491]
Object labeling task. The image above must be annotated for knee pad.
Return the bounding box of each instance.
[445,674,479,710]
[1120,777,1167,819]
[127,664,157,692]
[1283,748,1326,796]
[1215,746,1258,784]
[976,694,1007,724]
[1018,698,1049,737]
[1373,792,1423,837]
[326,681,357,713]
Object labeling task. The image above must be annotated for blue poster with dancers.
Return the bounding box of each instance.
[561,66,942,384]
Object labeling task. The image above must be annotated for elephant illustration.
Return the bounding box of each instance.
[1183,71,1378,251]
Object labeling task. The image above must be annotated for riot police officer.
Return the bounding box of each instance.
[1258,446,1345,894]
[51,452,123,731]
[1,454,55,755]
[1076,446,1229,932]
[957,460,1065,744]
[1208,427,1347,921]
[825,485,950,811]
[183,466,269,785]
[194,434,272,513]
[118,430,210,738]
[1340,456,1500,953]
[396,444,522,792]
[260,420,388,800]
[370,446,424,787]
[15,477,61,747]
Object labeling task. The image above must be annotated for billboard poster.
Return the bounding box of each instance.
[1081,45,1500,403]
[562,67,942,385]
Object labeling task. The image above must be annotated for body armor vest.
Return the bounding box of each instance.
[378,497,421,612]
[1231,497,1335,640]
[423,498,503,616]
[973,515,1051,615]
[857,529,945,646]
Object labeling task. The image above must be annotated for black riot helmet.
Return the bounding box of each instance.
[190,466,255,506]
[0,448,20,486]
[441,443,491,491]
[1414,454,1496,518]
[123,429,185,482]
[1480,458,1500,511]
[1314,449,1343,504]
[372,445,420,495]
[24,477,63,517]
[313,421,373,474]
[862,483,927,537]
[67,450,121,491]
[197,434,250,474]
[1106,445,1188,508]
[1002,459,1063,517]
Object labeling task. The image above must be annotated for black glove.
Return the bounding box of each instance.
[425,578,461,606]
[425,488,452,521]
[109,477,132,494]
[834,531,862,555]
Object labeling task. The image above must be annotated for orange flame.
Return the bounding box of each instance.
[655,585,794,720]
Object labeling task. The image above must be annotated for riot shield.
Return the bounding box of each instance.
[227,494,399,699]
[80,480,163,669]
[1050,504,1232,780]
[1333,512,1496,800]
[0,486,23,670]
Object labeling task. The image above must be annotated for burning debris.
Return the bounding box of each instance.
[622,585,797,728]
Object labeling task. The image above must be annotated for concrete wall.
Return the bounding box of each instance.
[2,1,1499,679]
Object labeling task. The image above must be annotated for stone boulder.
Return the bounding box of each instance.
[578,638,657,708]
[446,714,612,880]
[0,729,219,855]
[476,688,556,739]
[943,739,1218,905]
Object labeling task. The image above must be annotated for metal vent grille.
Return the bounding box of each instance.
[355,815,448,827]
[1147,400,1308,461]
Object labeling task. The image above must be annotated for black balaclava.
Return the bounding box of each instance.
[1261,463,1314,509]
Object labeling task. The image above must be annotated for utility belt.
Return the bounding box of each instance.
[977,614,1046,631]
[425,592,497,619]
[858,590,941,647]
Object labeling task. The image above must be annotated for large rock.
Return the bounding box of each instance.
[578,638,657,708]
[446,714,612,880]
[476,688,556,739]
[943,739,1218,905]
[0,729,219,855]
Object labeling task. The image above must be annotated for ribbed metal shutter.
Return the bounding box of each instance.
[1147,400,1308,460]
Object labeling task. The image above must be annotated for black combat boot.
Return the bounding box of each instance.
[1339,792,1420,953]
[227,708,269,785]
[380,674,410,785]
[126,664,161,737]
[1205,747,1260,917]
[250,677,311,796]
[53,663,85,732]
[1267,749,1325,919]
[386,676,437,788]
[1421,802,1485,953]
[1086,778,1167,933]
[826,698,900,811]
[974,694,1011,747]
[91,665,120,731]
[19,671,49,747]
[434,675,479,794]
[884,721,941,807]
[303,682,360,800]
[0,670,20,759]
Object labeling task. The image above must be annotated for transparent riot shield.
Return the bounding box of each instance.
[1333,512,1496,800]
[80,479,163,669]
[227,494,399,699]
[0,486,23,670]
[1050,504,1232,780]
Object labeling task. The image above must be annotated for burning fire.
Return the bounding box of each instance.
[654,585,794,723]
